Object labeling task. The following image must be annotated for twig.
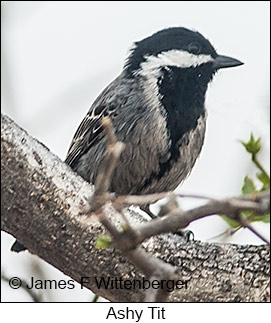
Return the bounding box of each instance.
[113,192,172,207]
[207,227,242,241]
[252,154,270,180]
[175,193,215,200]
[144,276,170,302]
[144,283,160,302]
[238,214,270,244]
[133,193,270,246]
[87,117,125,211]
[84,117,183,302]
[91,294,100,302]
[94,119,125,196]
[97,207,179,302]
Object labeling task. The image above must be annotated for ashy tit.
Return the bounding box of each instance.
[11,27,243,252]
[65,27,243,196]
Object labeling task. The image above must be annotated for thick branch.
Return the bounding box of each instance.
[1,114,270,302]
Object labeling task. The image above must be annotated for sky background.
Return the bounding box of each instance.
[1,1,270,302]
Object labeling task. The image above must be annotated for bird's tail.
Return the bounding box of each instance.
[11,240,27,252]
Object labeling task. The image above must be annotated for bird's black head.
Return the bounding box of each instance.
[125,27,243,75]
[124,27,243,165]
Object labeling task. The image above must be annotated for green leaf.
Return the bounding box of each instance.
[221,215,240,228]
[262,213,270,223]
[95,234,112,249]
[248,212,270,223]
[221,210,270,227]
[257,172,270,190]
[242,176,256,195]
[241,133,262,155]
[241,210,253,218]
[121,224,128,232]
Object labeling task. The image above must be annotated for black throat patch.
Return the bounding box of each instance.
[159,65,213,160]
[134,64,213,194]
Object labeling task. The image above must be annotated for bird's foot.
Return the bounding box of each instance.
[174,229,195,242]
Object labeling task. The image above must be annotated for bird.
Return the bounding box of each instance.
[11,27,243,252]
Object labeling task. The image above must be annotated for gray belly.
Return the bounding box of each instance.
[110,113,206,195]
[75,112,206,196]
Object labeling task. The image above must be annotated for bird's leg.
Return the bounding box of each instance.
[140,204,158,219]
[139,195,195,242]
[141,197,194,242]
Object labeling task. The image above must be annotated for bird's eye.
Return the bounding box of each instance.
[188,42,201,54]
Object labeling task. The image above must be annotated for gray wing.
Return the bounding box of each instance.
[65,73,173,194]
[65,75,130,168]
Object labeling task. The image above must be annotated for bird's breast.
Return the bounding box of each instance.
[110,108,206,195]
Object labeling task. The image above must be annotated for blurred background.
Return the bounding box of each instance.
[1,1,270,302]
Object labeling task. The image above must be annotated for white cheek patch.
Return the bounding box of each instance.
[130,49,213,114]
[139,49,214,75]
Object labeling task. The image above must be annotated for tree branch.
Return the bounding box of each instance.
[131,192,270,246]
[1,113,270,302]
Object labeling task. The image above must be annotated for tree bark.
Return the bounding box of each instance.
[1,113,270,302]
